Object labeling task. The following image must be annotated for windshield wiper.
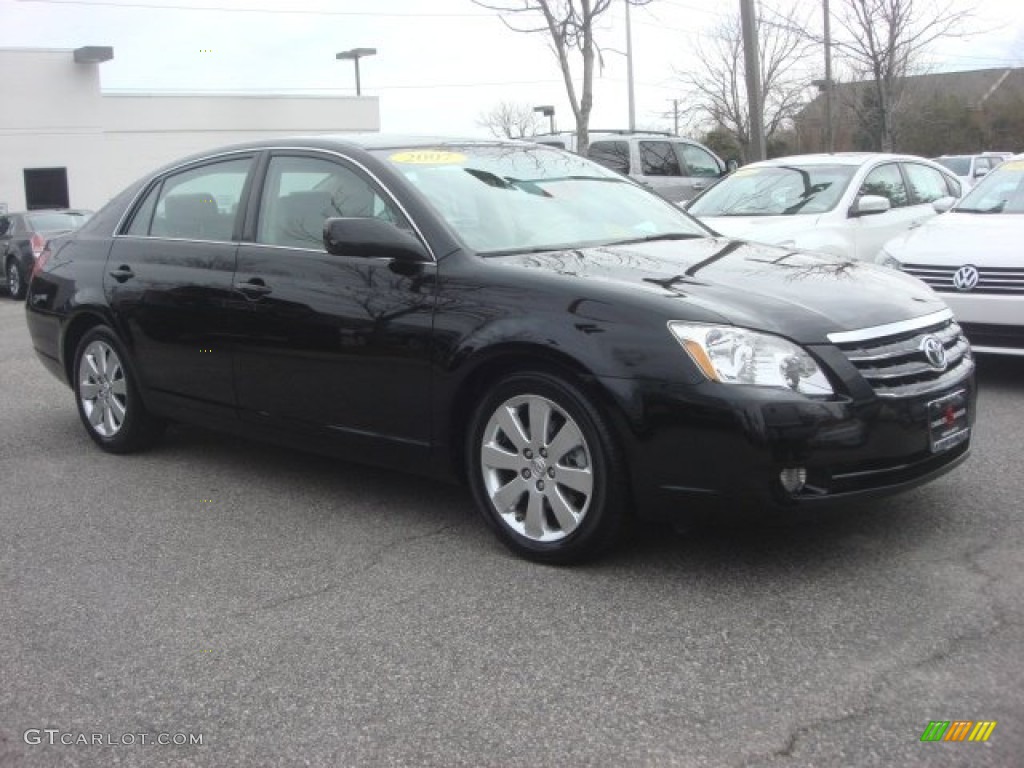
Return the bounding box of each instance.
[604,233,703,246]
[954,203,1005,214]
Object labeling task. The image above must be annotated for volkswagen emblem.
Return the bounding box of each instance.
[920,335,948,371]
[952,265,979,292]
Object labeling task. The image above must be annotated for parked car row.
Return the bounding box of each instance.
[24,135,976,562]
[1,209,92,299]
[678,151,1023,357]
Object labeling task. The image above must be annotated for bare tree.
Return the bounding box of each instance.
[675,2,814,162]
[478,101,542,138]
[472,0,653,154]
[831,0,974,151]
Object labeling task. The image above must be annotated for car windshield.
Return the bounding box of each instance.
[686,164,856,217]
[26,211,91,232]
[953,159,1024,214]
[373,144,705,253]
[934,157,970,176]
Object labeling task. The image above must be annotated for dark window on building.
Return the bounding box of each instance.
[24,168,70,210]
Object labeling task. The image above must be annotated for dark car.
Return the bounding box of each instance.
[1,209,92,299]
[24,136,976,563]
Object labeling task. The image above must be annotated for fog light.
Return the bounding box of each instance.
[780,467,807,494]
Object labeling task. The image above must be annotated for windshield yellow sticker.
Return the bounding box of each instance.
[1001,160,1024,171]
[732,167,760,176]
[390,150,466,165]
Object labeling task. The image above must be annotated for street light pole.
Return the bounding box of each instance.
[534,105,556,134]
[823,0,834,152]
[626,0,636,131]
[740,0,766,161]
[335,47,377,96]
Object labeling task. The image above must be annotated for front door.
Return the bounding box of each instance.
[231,152,436,459]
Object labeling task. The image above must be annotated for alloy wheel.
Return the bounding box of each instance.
[78,340,129,437]
[479,394,594,542]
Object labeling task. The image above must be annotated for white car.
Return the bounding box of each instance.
[933,152,1013,190]
[878,155,1024,356]
[685,153,962,261]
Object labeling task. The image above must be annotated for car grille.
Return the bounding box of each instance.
[829,314,973,399]
[901,264,1024,295]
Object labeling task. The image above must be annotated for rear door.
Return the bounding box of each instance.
[636,140,691,201]
[230,150,436,461]
[106,153,256,416]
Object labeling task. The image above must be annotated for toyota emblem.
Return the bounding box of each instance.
[920,335,948,370]
[952,265,979,291]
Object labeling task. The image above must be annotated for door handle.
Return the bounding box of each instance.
[692,182,708,191]
[235,278,272,298]
[108,265,135,282]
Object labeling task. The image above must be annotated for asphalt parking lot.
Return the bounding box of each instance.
[1,297,1022,768]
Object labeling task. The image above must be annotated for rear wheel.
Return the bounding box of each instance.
[5,257,24,300]
[467,371,626,564]
[73,326,165,453]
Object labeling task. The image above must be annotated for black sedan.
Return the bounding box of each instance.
[1,209,92,299]
[24,136,975,562]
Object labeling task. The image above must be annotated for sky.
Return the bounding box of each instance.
[2,0,1022,138]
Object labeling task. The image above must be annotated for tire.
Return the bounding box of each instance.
[466,371,627,564]
[72,326,165,453]
[6,257,24,300]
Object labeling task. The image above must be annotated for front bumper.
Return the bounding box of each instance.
[600,372,976,523]
[938,294,1024,355]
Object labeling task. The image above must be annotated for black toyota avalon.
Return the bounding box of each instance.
[25,136,975,563]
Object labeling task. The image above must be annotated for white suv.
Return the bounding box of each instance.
[533,131,732,202]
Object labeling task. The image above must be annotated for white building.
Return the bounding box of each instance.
[0,47,379,213]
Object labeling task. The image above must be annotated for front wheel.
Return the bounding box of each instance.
[6,257,24,300]
[73,326,165,453]
[467,371,627,564]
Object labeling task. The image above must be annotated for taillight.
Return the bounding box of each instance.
[32,244,52,279]
[30,233,46,259]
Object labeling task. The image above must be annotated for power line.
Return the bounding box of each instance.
[15,0,495,16]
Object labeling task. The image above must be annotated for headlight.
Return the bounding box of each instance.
[668,323,834,395]
[875,250,902,270]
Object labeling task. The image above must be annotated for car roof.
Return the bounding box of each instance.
[746,152,931,168]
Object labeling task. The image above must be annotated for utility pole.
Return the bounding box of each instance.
[626,0,636,131]
[739,0,766,161]
[672,99,679,135]
[823,0,834,152]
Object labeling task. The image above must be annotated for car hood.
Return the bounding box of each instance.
[491,237,945,344]
[697,215,824,244]
[886,212,1024,266]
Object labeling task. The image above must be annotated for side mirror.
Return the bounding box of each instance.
[849,194,891,217]
[323,217,430,262]
[724,159,739,174]
[973,167,989,179]
[932,196,956,214]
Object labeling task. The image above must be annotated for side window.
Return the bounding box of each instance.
[257,155,406,250]
[859,163,908,208]
[903,163,951,205]
[639,141,682,177]
[0,216,9,237]
[125,184,161,236]
[150,157,252,241]
[587,141,630,174]
[678,143,721,177]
